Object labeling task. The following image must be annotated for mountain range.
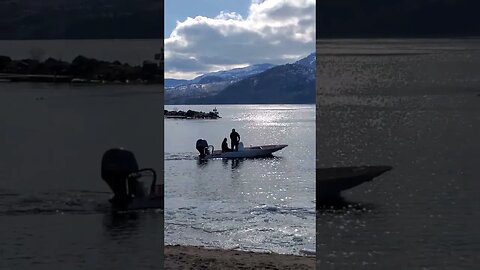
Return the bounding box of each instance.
[165,63,274,88]
[165,53,315,105]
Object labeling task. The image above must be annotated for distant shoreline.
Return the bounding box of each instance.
[0,74,162,85]
[0,54,163,84]
[164,245,315,270]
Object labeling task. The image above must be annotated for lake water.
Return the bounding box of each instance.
[164,104,316,255]
[0,39,162,65]
[317,39,480,269]
[0,83,163,269]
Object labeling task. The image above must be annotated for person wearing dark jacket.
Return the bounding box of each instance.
[229,129,240,151]
[221,138,231,152]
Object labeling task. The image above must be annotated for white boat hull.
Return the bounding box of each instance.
[205,144,287,159]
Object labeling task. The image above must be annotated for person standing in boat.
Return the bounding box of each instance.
[221,138,231,152]
[230,129,240,151]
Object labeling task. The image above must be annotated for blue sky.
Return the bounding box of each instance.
[165,0,315,79]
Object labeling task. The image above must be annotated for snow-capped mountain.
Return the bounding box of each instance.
[166,53,316,104]
[191,63,275,83]
[294,53,316,68]
[165,63,275,89]
[194,53,316,104]
[165,79,189,88]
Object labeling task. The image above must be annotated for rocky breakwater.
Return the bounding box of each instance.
[164,109,221,119]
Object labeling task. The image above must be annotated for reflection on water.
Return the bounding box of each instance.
[316,196,375,213]
[197,156,282,171]
[196,158,209,168]
[317,39,480,269]
[102,212,140,238]
[231,159,241,170]
[165,105,315,255]
[101,210,162,241]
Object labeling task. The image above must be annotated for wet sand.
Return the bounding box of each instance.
[164,245,315,270]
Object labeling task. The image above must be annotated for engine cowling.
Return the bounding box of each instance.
[196,139,209,157]
[101,148,139,208]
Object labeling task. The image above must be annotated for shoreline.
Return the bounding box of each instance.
[0,54,162,84]
[0,73,162,85]
[164,245,315,270]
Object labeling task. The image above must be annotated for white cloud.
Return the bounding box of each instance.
[165,0,315,79]
[215,11,244,20]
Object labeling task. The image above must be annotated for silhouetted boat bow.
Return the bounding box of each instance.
[317,166,392,202]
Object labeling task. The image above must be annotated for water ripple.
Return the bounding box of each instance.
[0,190,112,216]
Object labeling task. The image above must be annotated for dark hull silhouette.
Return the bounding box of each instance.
[317,166,392,201]
[111,194,164,212]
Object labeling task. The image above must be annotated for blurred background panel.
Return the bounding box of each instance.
[317,0,480,38]
[0,0,163,39]
[316,1,480,269]
[0,1,164,269]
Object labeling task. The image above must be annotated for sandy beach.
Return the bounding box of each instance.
[164,245,315,270]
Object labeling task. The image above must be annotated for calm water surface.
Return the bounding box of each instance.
[164,104,316,255]
[317,39,480,269]
[0,83,163,269]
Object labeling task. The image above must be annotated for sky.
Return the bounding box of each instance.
[165,0,315,79]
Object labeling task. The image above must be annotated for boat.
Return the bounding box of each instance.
[101,148,163,211]
[317,165,392,201]
[206,144,288,159]
[196,139,287,159]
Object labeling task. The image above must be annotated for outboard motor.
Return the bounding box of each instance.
[101,148,139,209]
[196,139,210,157]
